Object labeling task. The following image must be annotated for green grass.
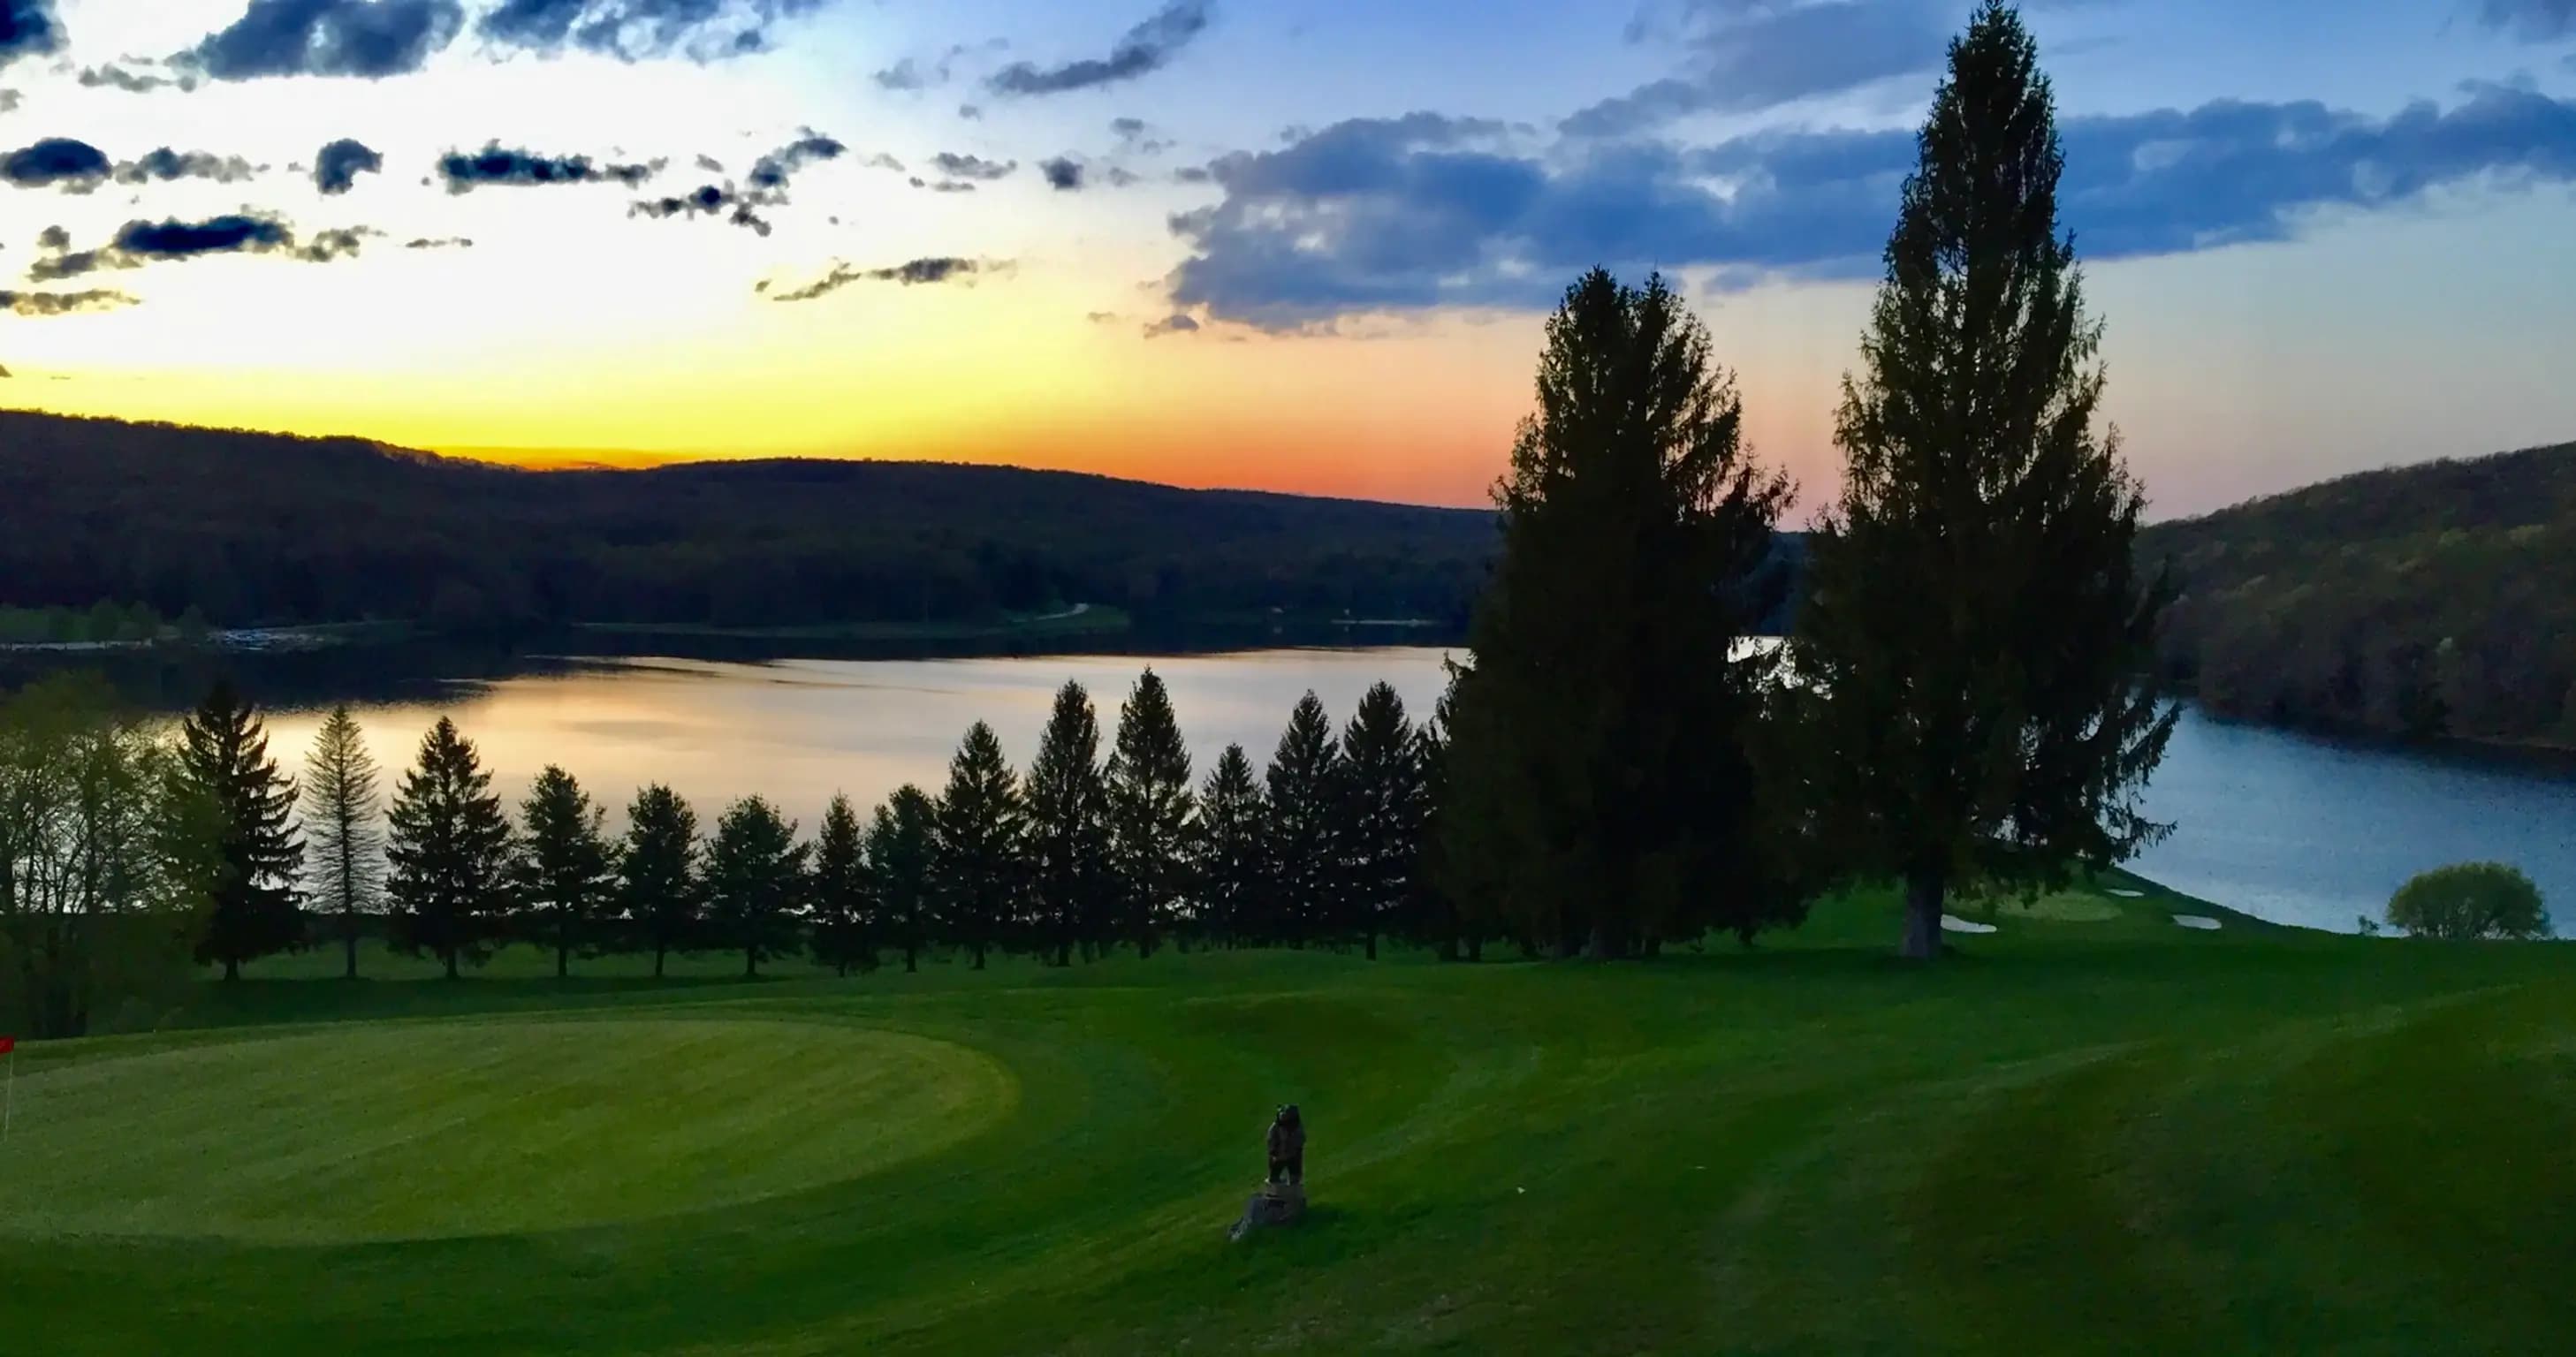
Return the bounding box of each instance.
[5,874,2572,1355]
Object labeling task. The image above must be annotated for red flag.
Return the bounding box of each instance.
[0,1036,14,1055]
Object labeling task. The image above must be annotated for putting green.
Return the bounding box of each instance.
[0,1018,1012,1243]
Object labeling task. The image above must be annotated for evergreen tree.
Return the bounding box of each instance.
[1189,743,1267,946]
[299,704,381,981]
[1793,2,2177,960]
[870,785,938,973]
[809,792,878,976]
[1023,680,1111,966]
[1338,682,1425,960]
[181,679,305,980]
[1264,693,1343,946]
[1439,268,1790,959]
[619,783,703,979]
[1413,673,1481,959]
[1105,668,1195,956]
[384,716,513,979]
[933,722,1024,969]
[704,795,807,978]
[515,764,616,979]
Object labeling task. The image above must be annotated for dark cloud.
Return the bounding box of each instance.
[80,62,197,94]
[957,102,983,120]
[1111,116,1174,155]
[3,138,111,191]
[478,0,823,63]
[0,0,63,73]
[873,39,1007,92]
[403,234,473,248]
[748,132,844,189]
[32,213,374,280]
[2481,0,2576,40]
[633,131,842,236]
[931,151,1014,180]
[437,142,658,193]
[1173,164,1213,184]
[695,154,726,173]
[764,255,994,300]
[35,224,66,249]
[1040,155,1083,190]
[0,288,139,317]
[908,176,978,193]
[185,0,466,81]
[116,148,262,186]
[315,138,383,194]
[1169,87,2576,329]
[1111,116,1147,139]
[862,151,906,172]
[1564,0,1943,137]
[1142,312,1198,337]
[987,0,1209,96]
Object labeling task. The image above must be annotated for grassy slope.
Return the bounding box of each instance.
[4,876,2572,1356]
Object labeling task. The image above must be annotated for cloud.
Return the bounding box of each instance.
[1142,311,1199,337]
[873,38,1007,92]
[1111,116,1174,155]
[631,131,842,236]
[764,255,998,301]
[115,148,262,185]
[80,61,197,93]
[438,142,658,192]
[184,0,466,80]
[1,1,63,73]
[478,0,824,63]
[32,213,376,281]
[957,102,983,120]
[1168,87,2576,329]
[403,234,473,248]
[748,132,844,189]
[0,288,139,317]
[908,177,977,193]
[315,138,384,194]
[1040,155,1084,190]
[931,151,1015,180]
[987,0,1209,96]
[2481,0,2575,41]
[3,138,111,191]
[861,151,906,172]
[1564,0,1945,137]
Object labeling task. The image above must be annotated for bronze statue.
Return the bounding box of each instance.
[1265,1103,1304,1186]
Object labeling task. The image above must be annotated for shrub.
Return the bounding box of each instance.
[2385,862,2550,941]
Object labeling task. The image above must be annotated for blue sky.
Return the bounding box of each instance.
[1,1,2572,514]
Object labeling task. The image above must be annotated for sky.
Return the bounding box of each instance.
[1,0,2572,519]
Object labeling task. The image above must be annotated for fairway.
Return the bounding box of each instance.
[5,879,2575,1355]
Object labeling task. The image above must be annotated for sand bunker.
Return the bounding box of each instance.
[1941,914,1999,934]
[2172,914,2222,930]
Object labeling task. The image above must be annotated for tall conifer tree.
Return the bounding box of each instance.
[1264,693,1343,946]
[181,679,305,980]
[300,704,380,981]
[870,785,938,973]
[384,716,513,979]
[1438,269,1790,959]
[1189,743,1267,946]
[1024,680,1111,966]
[515,764,616,979]
[1793,3,2177,959]
[619,783,703,978]
[933,722,1024,970]
[705,795,806,978]
[809,792,878,976]
[1105,668,1195,957]
[1338,682,1425,960]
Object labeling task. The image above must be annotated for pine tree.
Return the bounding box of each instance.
[809,792,877,976]
[1439,268,1790,959]
[705,795,807,979]
[870,785,938,973]
[181,679,305,980]
[384,716,513,979]
[1413,672,1480,959]
[1189,743,1267,946]
[1264,693,1343,946]
[1105,668,1194,957]
[1023,681,1110,966]
[1793,1,2177,960]
[933,722,1024,970]
[1338,682,1425,960]
[515,764,616,980]
[299,704,381,981]
[619,783,703,979]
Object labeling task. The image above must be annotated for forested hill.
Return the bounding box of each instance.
[2142,440,2576,747]
[0,412,1503,633]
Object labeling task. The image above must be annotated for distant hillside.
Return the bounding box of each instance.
[0,412,1501,634]
[2141,440,2576,747]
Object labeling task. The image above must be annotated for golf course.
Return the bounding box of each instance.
[6,873,2572,1356]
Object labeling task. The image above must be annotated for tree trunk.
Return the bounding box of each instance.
[444,949,459,981]
[343,912,358,981]
[1466,935,1483,963]
[745,950,758,980]
[905,945,918,974]
[1364,928,1377,961]
[971,943,986,971]
[557,941,569,980]
[224,957,239,982]
[1902,869,1946,961]
[654,944,667,980]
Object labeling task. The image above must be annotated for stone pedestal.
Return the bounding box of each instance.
[1227,1182,1306,1240]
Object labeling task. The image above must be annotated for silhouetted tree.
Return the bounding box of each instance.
[385,716,513,979]
[934,722,1024,970]
[1106,668,1194,956]
[1189,743,1266,946]
[299,704,380,981]
[1339,682,1425,960]
[1024,681,1111,966]
[1265,693,1343,945]
[705,795,807,979]
[870,785,938,973]
[619,783,703,978]
[516,765,616,979]
[809,792,878,976]
[1791,2,2177,960]
[181,680,305,980]
[1412,673,1481,959]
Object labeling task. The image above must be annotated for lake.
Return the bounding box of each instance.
[247,646,2576,936]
